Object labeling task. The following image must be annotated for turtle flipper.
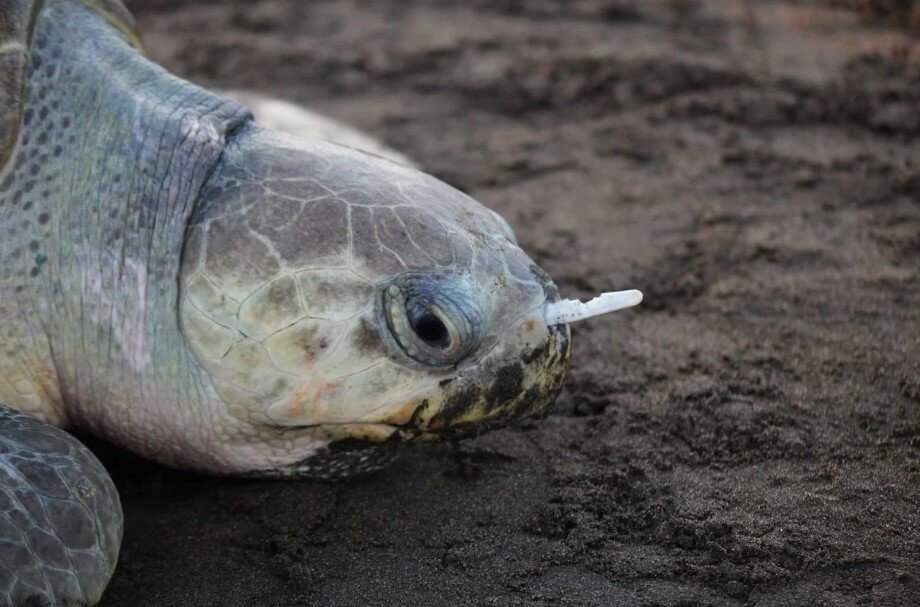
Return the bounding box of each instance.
[0,404,122,606]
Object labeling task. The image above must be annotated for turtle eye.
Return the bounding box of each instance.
[382,275,486,367]
[408,303,451,350]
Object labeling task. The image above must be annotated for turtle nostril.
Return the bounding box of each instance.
[408,304,451,349]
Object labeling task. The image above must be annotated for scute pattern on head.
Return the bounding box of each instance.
[0,0,571,479]
[177,124,570,472]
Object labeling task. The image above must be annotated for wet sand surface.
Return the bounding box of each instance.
[100,1,919,605]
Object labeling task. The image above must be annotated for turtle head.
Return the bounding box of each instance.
[180,126,634,475]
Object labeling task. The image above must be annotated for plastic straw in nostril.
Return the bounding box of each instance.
[544,290,643,325]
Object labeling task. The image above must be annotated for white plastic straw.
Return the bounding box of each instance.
[544,290,643,325]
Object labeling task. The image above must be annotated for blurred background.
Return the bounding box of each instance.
[102,1,918,605]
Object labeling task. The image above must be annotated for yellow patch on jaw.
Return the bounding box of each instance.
[264,379,346,425]
[288,381,337,421]
[263,358,437,428]
[378,398,426,427]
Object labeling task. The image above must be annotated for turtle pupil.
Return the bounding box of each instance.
[408,304,451,349]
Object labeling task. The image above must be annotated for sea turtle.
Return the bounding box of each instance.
[0,1,642,605]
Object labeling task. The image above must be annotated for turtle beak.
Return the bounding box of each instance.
[415,303,572,435]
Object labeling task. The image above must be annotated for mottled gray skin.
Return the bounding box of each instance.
[0,0,571,604]
[0,2,245,603]
[0,405,121,606]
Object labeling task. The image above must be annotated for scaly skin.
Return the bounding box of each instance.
[0,1,572,604]
[1,3,570,477]
[0,404,122,606]
[0,1,249,467]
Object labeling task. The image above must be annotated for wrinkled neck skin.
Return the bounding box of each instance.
[0,1,251,468]
[0,2,571,476]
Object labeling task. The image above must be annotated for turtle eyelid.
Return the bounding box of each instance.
[380,275,485,368]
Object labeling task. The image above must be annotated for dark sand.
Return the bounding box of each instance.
[100,1,919,605]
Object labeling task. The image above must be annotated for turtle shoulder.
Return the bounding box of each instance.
[0,0,138,171]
